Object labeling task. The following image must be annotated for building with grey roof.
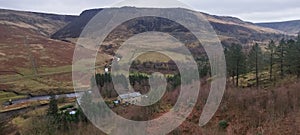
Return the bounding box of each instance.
[117,92,142,105]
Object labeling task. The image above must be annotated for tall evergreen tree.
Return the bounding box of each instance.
[225,44,246,87]
[248,43,263,88]
[266,40,276,81]
[296,33,300,78]
[276,39,287,79]
[47,94,58,117]
[286,34,300,78]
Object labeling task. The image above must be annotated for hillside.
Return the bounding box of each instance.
[0,9,80,72]
[0,9,78,95]
[0,7,293,95]
[257,20,300,35]
[1,7,300,135]
[0,9,77,36]
[51,9,102,39]
[52,7,285,46]
[0,9,113,95]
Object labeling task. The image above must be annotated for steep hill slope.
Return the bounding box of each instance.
[51,9,102,39]
[0,9,78,94]
[0,9,78,72]
[52,7,285,46]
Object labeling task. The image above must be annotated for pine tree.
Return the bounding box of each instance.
[248,43,263,88]
[225,44,246,87]
[286,35,300,78]
[296,33,300,78]
[47,94,58,117]
[266,40,276,81]
[46,93,59,133]
[276,39,287,79]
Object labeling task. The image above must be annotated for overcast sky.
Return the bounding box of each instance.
[0,0,299,23]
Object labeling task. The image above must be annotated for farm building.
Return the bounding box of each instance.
[117,92,142,104]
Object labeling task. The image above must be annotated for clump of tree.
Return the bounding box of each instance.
[225,43,246,87]
[26,93,90,134]
[266,40,276,81]
[195,55,211,77]
[276,39,288,79]
[248,43,263,88]
[224,32,300,88]
[93,72,186,97]
[47,94,58,117]
[285,36,300,78]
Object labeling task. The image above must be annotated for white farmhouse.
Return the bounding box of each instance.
[118,92,142,104]
[104,67,109,73]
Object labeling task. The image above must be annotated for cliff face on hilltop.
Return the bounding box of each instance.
[51,7,285,46]
[51,9,102,39]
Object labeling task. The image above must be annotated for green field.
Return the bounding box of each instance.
[0,91,27,106]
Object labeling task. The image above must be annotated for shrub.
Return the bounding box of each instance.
[218,120,229,130]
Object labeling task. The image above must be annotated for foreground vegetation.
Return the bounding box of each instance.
[1,77,299,135]
[2,30,300,134]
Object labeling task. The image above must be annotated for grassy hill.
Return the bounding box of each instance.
[0,9,80,95]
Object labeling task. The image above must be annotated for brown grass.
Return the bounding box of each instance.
[4,79,300,135]
[175,79,300,135]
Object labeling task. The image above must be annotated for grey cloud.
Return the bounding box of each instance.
[0,0,299,22]
[237,7,300,22]
[187,0,300,13]
[0,0,116,15]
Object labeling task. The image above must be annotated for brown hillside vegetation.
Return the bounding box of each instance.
[7,79,300,135]
[0,9,77,71]
[174,79,300,135]
[0,9,77,95]
[0,9,112,95]
[1,7,300,135]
